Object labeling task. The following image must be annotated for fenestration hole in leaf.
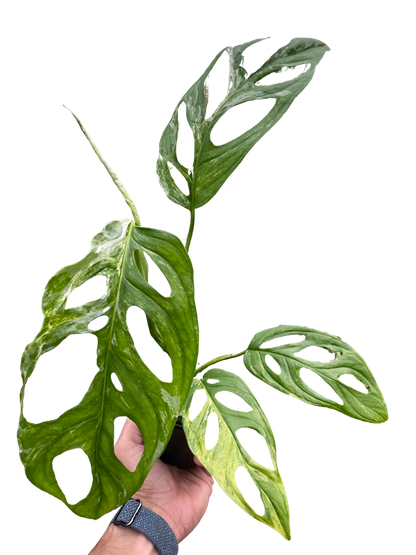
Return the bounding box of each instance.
[52,449,92,505]
[128,308,170,380]
[168,163,189,196]
[114,418,138,472]
[88,315,109,331]
[191,391,204,418]
[301,349,329,360]
[152,266,171,296]
[267,333,306,351]
[69,278,104,306]
[339,375,371,393]
[303,369,333,397]
[238,429,270,466]
[176,102,194,170]
[213,102,271,143]
[235,466,265,516]
[113,416,127,446]
[219,393,250,410]
[256,66,306,84]
[213,68,304,143]
[111,373,123,391]
[206,378,219,384]
[266,357,282,374]
[26,337,96,420]
[140,250,171,296]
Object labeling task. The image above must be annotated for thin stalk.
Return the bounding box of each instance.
[184,210,198,255]
[195,350,247,376]
[60,102,144,227]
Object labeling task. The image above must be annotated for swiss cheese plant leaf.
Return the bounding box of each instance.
[157,37,329,210]
[18,220,198,519]
[182,369,290,539]
[244,325,387,423]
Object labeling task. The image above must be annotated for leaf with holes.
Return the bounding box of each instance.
[18,219,198,519]
[182,369,290,539]
[244,325,387,423]
[157,37,329,210]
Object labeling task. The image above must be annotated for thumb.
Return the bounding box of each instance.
[193,456,213,479]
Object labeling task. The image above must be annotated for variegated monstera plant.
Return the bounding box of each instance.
[14,35,390,542]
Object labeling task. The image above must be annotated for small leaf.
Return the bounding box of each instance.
[244,325,388,423]
[182,369,290,539]
[18,220,199,519]
[157,37,329,210]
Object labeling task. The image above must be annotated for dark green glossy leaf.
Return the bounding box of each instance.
[182,369,290,539]
[18,220,198,519]
[157,37,329,209]
[244,325,388,423]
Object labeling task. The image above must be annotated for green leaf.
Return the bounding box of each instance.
[18,220,199,519]
[182,369,290,539]
[244,325,388,423]
[157,37,329,210]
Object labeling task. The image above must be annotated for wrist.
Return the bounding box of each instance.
[90,524,158,555]
[110,524,159,555]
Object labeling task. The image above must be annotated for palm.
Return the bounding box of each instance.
[114,419,214,542]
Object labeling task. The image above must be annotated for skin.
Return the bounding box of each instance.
[89,419,214,554]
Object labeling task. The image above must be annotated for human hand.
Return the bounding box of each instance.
[114,418,214,543]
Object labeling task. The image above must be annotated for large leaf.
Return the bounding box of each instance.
[182,369,290,539]
[18,220,199,519]
[244,325,388,423]
[157,37,329,210]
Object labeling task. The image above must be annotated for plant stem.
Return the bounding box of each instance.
[195,350,247,376]
[184,210,198,255]
[60,102,144,227]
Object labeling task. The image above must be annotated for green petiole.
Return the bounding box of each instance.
[195,350,247,376]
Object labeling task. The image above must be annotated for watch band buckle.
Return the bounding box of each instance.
[113,498,143,527]
[126,499,142,526]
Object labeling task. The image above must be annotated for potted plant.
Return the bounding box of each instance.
[18,37,388,542]
[159,416,195,468]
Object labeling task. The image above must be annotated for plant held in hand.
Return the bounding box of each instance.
[18,37,388,541]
